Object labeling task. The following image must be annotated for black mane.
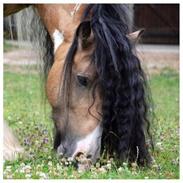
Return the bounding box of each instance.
[60,4,153,165]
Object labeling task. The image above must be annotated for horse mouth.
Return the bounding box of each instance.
[56,140,97,171]
[75,152,93,172]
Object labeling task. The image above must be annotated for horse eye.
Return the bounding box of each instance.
[77,75,89,87]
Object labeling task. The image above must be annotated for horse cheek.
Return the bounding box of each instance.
[46,61,64,107]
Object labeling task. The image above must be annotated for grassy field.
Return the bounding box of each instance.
[3,41,19,52]
[3,67,179,179]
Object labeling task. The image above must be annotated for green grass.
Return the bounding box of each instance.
[3,68,179,179]
[3,41,19,52]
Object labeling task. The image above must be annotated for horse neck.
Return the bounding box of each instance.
[34,4,86,43]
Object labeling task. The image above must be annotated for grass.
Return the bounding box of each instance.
[3,41,19,52]
[3,67,179,179]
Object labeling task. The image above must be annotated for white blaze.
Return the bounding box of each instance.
[52,29,64,53]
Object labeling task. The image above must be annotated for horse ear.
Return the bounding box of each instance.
[78,21,94,50]
[127,29,144,43]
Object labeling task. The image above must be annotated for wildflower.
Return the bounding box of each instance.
[99,167,107,173]
[118,167,123,172]
[25,174,31,178]
[106,163,112,170]
[48,161,52,166]
[39,172,48,179]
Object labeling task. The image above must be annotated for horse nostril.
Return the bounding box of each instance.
[74,151,92,160]
[74,152,85,161]
[75,152,84,158]
[74,152,92,162]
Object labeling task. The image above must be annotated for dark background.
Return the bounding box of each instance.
[134,4,179,44]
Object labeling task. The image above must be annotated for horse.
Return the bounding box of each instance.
[4,4,153,168]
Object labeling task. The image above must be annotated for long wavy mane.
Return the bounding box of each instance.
[62,4,153,165]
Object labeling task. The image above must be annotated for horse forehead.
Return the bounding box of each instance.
[73,50,93,71]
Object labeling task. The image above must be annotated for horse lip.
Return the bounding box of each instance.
[57,144,66,155]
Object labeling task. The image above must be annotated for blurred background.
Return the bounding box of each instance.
[3,4,179,74]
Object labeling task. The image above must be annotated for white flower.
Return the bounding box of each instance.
[48,161,52,166]
[20,163,25,167]
[39,172,48,179]
[106,163,111,169]
[118,167,123,172]
[6,166,12,170]
[25,174,32,178]
[99,167,107,173]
